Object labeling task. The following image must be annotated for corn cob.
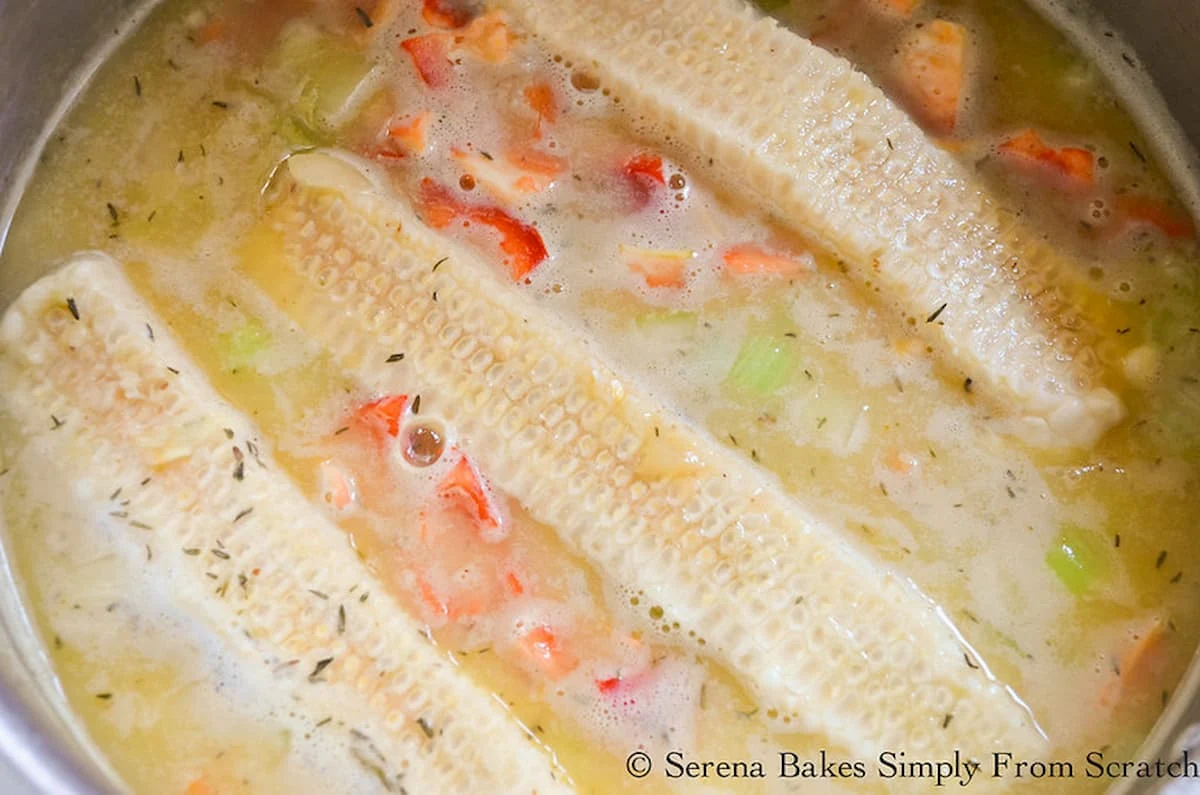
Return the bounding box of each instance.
[0,254,572,795]
[494,0,1123,447]
[243,151,1047,759]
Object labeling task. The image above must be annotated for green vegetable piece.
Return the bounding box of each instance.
[1046,524,1109,595]
[634,309,697,329]
[270,22,374,131]
[726,334,795,396]
[221,319,271,371]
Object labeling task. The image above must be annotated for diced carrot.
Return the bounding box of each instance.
[438,455,504,541]
[184,778,216,795]
[412,560,496,622]
[524,82,558,136]
[721,243,813,277]
[1099,618,1170,708]
[372,111,432,161]
[894,19,966,135]
[416,178,548,280]
[401,34,453,89]
[196,19,226,44]
[1114,195,1196,240]
[454,10,516,64]
[876,0,921,16]
[882,448,918,475]
[318,460,356,511]
[517,626,579,680]
[451,146,564,202]
[385,111,431,156]
[417,178,463,229]
[422,0,474,29]
[997,129,1095,188]
[416,574,451,620]
[507,146,567,174]
[620,245,693,288]
[352,395,408,439]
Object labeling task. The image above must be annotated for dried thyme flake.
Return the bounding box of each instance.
[309,657,334,681]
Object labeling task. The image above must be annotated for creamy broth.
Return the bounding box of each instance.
[1,0,1199,792]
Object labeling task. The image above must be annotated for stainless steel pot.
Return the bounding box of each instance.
[0,1,1197,792]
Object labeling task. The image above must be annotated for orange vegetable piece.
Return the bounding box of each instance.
[416,572,489,622]
[524,82,558,135]
[517,626,578,680]
[196,19,226,44]
[184,779,216,795]
[318,460,355,511]
[507,147,567,176]
[353,395,408,439]
[997,129,1095,188]
[895,19,966,135]
[455,10,516,64]
[876,0,921,16]
[882,448,919,475]
[438,455,503,540]
[1114,195,1196,239]
[721,243,812,277]
[622,248,692,289]
[422,0,474,29]
[384,111,431,157]
[1099,618,1170,708]
[417,178,463,229]
[401,33,453,88]
[416,178,548,280]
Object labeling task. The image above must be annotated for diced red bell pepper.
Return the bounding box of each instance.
[401,33,453,89]
[352,395,408,439]
[416,178,548,280]
[438,455,504,540]
[621,153,666,209]
[596,676,622,694]
[470,206,549,281]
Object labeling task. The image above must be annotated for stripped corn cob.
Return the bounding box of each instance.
[243,151,1047,759]
[494,0,1124,447]
[0,255,571,795]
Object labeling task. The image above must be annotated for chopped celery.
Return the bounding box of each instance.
[1046,524,1109,595]
[221,319,272,371]
[726,334,796,396]
[634,309,697,329]
[269,22,375,133]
